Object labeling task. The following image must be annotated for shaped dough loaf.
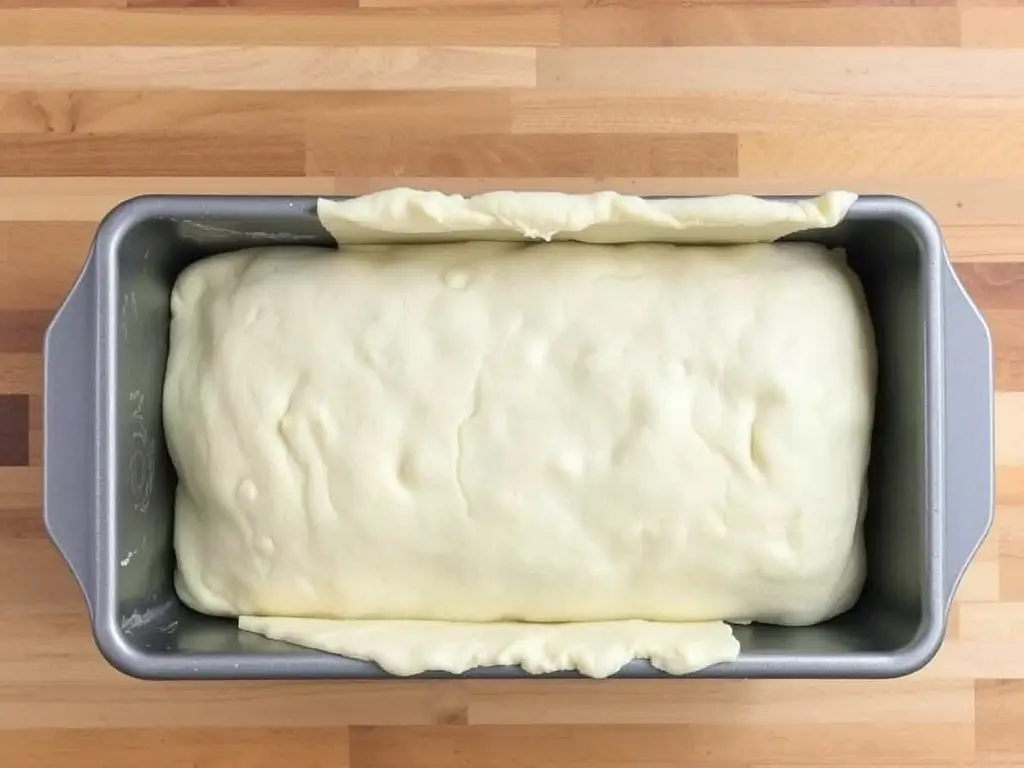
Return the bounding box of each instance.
[164,189,874,677]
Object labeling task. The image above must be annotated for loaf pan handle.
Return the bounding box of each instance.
[941,258,994,611]
[43,254,98,620]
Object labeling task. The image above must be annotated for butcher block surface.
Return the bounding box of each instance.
[1,0,1022,765]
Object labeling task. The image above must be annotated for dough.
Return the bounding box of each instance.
[316,187,857,245]
[238,616,740,678]
[165,231,875,677]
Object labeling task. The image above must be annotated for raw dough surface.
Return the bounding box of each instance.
[165,231,875,676]
[316,188,857,245]
[238,616,740,678]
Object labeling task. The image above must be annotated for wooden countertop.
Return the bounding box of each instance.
[0,0,1020,765]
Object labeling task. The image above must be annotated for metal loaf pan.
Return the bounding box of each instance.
[43,194,993,679]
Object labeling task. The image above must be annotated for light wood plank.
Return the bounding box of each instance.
[511,91,1024,135]
[305,133,739,177]
[948,226,1024,263]
[0,8,562,46]
[0,353,41,395]
[537,48,1024,95]
[0,728,350,767]
[958,561,1001,602]
[0,222,95,310]
[740,131,1024,178]
[0,90,514,136]
[976,680,1024,754]
[360,0,959,7]
[996,393,1024,464]
[562,8,960,47]
[467,679,976,725]
[0,46,536,90]
[962,9,1024,47]
[348,724,976,766]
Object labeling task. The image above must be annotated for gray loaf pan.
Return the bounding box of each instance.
[43,193,993,680]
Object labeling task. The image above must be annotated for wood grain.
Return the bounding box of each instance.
[305,133,738,176]
[0,134,306,176]
[0,0,1019,766]
[0,395,27,467]
[560,8,962,47]
[0,8,562,46]
[0,91,517,135]
[348,724,978,765]
[535,48,1024,95]
[0,46,537,90]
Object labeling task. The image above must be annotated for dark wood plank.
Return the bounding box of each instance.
[0,394,28,467]
[0,309,49,354]
[0,134,305,177]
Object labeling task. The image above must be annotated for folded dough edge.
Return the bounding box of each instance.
[239,616,742,679]
[316,188,858,245]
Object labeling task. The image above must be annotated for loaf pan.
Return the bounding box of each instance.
[43,194,993,679]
